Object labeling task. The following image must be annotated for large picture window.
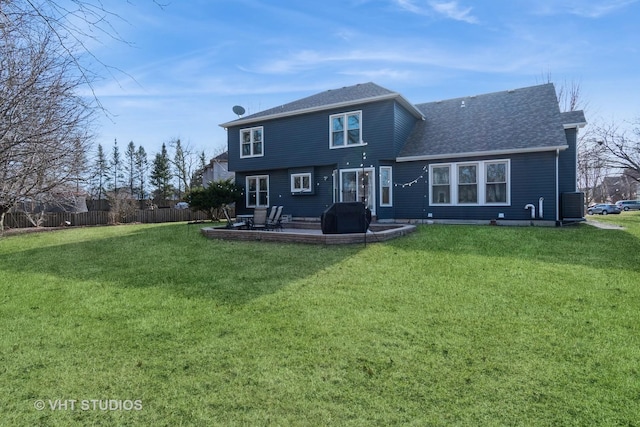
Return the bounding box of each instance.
[430,160,510,206]
[330,111,363,148]
[246,175,269,207]
[240,126,263,158]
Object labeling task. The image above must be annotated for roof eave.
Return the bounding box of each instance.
[219,92,424,129]
[396,145,569,162]
[563,121,587,129]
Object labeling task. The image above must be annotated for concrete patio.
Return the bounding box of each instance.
[200,221,416,244]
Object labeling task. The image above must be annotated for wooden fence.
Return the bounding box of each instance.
[4,209,211,229]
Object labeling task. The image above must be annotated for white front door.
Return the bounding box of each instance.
[339,168,375,214]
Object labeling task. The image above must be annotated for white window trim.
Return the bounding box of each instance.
[339,167,376,215]
[246,175,269,208]
[429,160,510,206]
[329,111,366,149]
[430,164,452,205]
[291,172,312,193]
[379,166,393,207]
[240,126,264,159]
[456,162,480,206]
[332,169,339,203]
[484,160,510,206]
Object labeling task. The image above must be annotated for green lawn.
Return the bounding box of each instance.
[1,214,639,426]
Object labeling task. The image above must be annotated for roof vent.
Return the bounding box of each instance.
[461,100,466,108]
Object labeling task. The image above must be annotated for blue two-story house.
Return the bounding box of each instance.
[220,82,586,224]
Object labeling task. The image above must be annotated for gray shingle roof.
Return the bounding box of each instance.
[219,82,422,127]
[398,83,577,160]
[560,110,587,127]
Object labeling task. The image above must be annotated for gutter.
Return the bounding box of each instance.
[555,148,560,223]
[219,93,425,129]
[563,122,587,129]
[396,145,568,162]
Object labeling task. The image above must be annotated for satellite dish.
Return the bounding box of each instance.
[232,105,246,116]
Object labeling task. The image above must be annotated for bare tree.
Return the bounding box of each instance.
[169,138,201,199]
[539,74,608,203]
[1,0,157,107]
[590,119,640,186]
[577,136,607,204]
[556,79,587,113]
[537,72,589,113]
[0,10,96,232]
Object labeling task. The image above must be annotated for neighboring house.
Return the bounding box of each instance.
[202,151,235,186]
[220,82,586,224]
[13,190,89,214]
[593,173,638,203]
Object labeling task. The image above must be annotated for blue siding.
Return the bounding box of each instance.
[227,91,577,223]
[558,128,578,194]
[393,103,420,156]
[235,166,336,218]
[228,100,397,173]
[393,152,559,221]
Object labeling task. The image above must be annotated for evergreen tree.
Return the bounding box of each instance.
[135,146,148,200]
[191,150,207,188]
[150,143,173,201]
[92,144,110,201]
[110,139,123,193]
[173,138,187,199]
[187,179,242,221]
[125,141,137,196]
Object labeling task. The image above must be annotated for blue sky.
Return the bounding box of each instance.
[93,0,640,157]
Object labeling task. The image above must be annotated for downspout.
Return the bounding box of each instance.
[556,148,560,225]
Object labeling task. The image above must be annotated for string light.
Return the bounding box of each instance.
[394,165,428,188]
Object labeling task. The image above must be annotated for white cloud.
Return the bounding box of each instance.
[338,68,414,80]
[393,0,424,14]
[533,0,639,18]
[428,1,478,23]
[393,0,478,23]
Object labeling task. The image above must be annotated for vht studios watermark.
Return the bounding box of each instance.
[34,399,143,411]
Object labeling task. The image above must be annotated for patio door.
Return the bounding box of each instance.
[339,168,375,214]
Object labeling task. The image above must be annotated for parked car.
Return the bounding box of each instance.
[615,200,640,211]
[587,203,621,215]
[174,202,189,209]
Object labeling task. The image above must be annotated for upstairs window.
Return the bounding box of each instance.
[240,126,263,158]
[330,111,363,148]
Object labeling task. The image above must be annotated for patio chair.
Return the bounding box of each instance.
[266,206,284,231]
[250,207,268,230]
[223,207,247,229]
[266,205,278,224]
